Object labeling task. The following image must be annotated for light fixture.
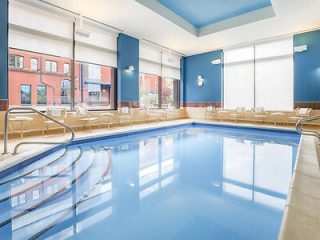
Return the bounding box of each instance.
[197,75,204,87]
[127,65,135,71]
[294,45,308,53]
[211,59,221,65]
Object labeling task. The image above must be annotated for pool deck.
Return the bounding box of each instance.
[0,119,319,240]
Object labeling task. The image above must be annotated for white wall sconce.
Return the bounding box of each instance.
[294,45,308,53]
[127,65,135,71]
[197,75,205,87]
[211,59,221,65]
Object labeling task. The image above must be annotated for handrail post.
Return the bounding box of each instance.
[3,111,9,154]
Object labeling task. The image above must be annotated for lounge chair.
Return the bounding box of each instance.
[205,106,217,120]
[44,107,67,135]
[75,106,98,131]
[166,105,179,120]
[229,107,245,122]
[288,108,311,124]
[252,107,268,124]
[118,107,133,127]
[145,107,159,123]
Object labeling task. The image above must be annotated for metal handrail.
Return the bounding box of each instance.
[296,115,320,140]
[3,107,75,154]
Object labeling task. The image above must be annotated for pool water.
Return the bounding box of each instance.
[0,124,300,240]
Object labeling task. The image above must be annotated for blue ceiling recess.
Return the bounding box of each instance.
[157,0,272,28]
[136,0,274,37]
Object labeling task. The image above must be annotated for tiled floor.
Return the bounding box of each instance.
[0,119,319,240]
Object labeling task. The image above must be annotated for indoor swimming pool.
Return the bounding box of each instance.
[0,123,300,240]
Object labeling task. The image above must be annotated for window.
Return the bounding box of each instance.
[139,43,181,109]
[9,55,24,68]
[30,58,38,71]
[64,63,70,74]
[139,73,159,108]
[37,85,47,105]
[21,84,31,105]
[223,38,293,111]
[45,60,57,73]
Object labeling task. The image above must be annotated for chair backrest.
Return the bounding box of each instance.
[297,108,311,116]
[235,107,244,113]
[119,107,131,115]
[167,105,175,112]
[75,106,88,116]
[206,106,214,112]
[252,107,264,113]
[47,107,67,118]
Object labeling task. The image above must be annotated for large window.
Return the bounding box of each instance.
[8,1,118,110]
[223,38,293,111]
[139,43,181,108]
[21,84,31,105]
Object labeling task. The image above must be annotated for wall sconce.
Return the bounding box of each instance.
[211,59,221,65]
[127,65,135,71]
[294,45,308,53]
[197,75,204,87]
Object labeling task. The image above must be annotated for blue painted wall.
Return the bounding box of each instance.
[294,30,320,103]
[117,33,139,104]
[184,50,222,104]
[0,0,8,101]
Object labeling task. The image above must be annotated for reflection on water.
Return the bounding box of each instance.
[0,125,299,240]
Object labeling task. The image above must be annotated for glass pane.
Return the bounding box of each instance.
[37,85,47,105]
[21,84,31,105]
[139,73,159,108]
[161,78,176,108]
[74,62,115,110]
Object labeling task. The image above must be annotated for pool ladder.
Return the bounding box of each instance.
[3,107,75,154]
[296,115,320,141]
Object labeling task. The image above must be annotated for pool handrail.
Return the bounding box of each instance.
[296,114,320,140]
[3,107,75,154]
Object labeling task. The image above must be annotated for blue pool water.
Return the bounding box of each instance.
[0,124,300,240]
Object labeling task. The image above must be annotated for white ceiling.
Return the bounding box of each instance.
[42,0,320,56]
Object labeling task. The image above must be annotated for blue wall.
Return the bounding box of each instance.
[0,0,8,105]
[294,30,320,104]
[117,33,139,106]
[184,50,222,105]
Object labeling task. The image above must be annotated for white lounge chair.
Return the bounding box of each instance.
[205,106,217,120]
[118,107,133,127]
[44,107,67,135]
[288,108,311,124]
[229,107,245,122]
[166,105,179,120]
[252,107,268,123]
[75,106,98,131]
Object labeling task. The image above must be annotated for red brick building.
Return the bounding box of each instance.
[8,48,113,108]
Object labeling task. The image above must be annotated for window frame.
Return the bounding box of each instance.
[20,84,32,105]
[36,85,47,105]
[64,63,70,75]
[30,58,38,71]
[45,60,58,73]
[9,54,24,69]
